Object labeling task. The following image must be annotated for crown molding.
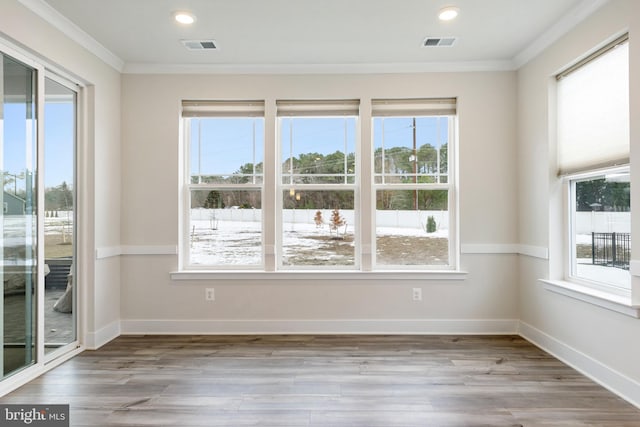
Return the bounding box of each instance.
[122,60,516,75]
[513,0,610,69]
[18,0,609,76]
[18,0,124,72]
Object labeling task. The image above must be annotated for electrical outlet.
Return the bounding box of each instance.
[412,287,422,301]
[205,288,215,301]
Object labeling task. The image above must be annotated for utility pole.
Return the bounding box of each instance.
[412,117,417,210]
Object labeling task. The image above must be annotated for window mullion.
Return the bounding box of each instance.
[263,100,277,271]
[359,99,373,271]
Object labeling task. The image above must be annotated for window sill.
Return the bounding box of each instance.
[171,270,468,282]
[540,279,640,318]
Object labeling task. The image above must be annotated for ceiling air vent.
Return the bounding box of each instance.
[181,39,218,51]
[422,37,456,47]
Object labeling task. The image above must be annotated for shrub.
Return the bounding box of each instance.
[426,215,436,233]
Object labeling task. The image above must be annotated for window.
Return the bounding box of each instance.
[182,101,265,268]
[557,34,630,290]
[277,100,359,269]
[179,98,459,273]
[372,99,456,268]
[568,168,630,290]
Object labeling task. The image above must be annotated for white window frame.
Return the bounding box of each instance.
[563,166,630,295]
[174,98,466,279]
[275,100,360,270]
[371,99,458,270]
[0,36,86,394]
[180,101,265,270]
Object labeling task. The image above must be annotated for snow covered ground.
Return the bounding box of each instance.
[575,233,630,287]
[189,218,448,266]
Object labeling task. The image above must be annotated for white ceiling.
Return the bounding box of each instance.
[24,0,608,73]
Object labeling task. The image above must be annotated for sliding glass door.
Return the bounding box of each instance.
[1,54,37,377]
[0,49,78,381]
[44,77,76,357]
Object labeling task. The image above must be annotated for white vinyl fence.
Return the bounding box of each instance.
[191,208,449,231]
[575,212,630,234]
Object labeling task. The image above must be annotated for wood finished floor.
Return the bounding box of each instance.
[2,335,639,426]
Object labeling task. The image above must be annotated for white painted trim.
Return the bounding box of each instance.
[630,260,640,277]
[461,243,520,254]
[95,245,121,259]
[513,0,610,69]
[17,0,124,71]
[123,60,516,75]
[519,321,640,409]
[95,245,178,258]
[121,245,177,255]
[0,346,84,398]
[94,242,548,261]
[84,320,120,350]
[517,244,549,259]
[541,279,639,318]
[460,243,548,259]
[170,270,468,281]
[121,318,519,335]
[97,243,549,260]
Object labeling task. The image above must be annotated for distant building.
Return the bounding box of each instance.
[3,191,25,215]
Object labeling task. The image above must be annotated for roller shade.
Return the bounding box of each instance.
[557,35,629,175]
[182,100,265,117]
[371,98,456,117]
[276,99,359,117]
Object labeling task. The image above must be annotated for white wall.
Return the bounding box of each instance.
[0,1,122,348]
[120,71,519,332]
[517,0,640,406]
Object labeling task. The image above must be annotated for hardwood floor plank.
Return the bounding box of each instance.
[2,335,638,426]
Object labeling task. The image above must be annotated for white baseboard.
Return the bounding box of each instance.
[120,318,519,335]
[518,321,640,409]
[84,319,121,349]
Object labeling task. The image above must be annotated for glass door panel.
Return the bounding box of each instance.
[43,77,76,355]
[1,54,37,377]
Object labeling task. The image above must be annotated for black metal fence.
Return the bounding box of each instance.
[591,232,630,270]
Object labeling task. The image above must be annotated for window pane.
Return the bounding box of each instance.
[189,117,264,184]
[2,54,37,376]
[376,190,448,266]
[281,190,354,267]
[373,116,449,184]
[280,117,356,185]
[571,172,630,288]
[189,189,262,266]
[44,77,77,355]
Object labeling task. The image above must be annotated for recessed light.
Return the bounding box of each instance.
[438,6,459,21]
[173,11,196,25]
